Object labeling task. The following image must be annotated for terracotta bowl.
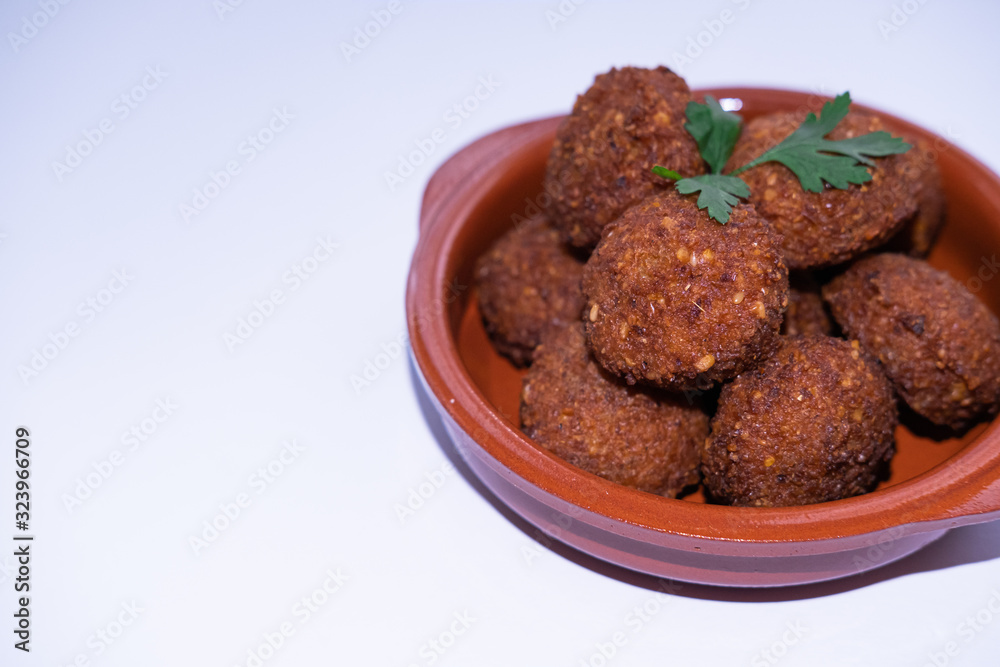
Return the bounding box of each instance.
[406,87,1000,587]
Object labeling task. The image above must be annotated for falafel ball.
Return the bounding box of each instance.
[582,189,788,391]
[543,66,704,249]
[882,140,946,257]
[702,335,897,507]
[823,253,1000,428]
[727,109,923,269]
[475,215,586,367]
[781,273,834,336]
[520,322,707,496]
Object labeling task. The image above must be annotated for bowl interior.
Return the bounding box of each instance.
[446,89,1000,503]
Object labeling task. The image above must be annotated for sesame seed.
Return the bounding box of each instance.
[695,354,716,372]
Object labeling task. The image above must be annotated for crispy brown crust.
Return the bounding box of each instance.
[702,335,897,507]
[727,110,922,269]
[582,189,788,391]
[823,253,1000,428]
[881,140,946,257]
[520,322,707,496]
[543,66,704,249]
[781,273,833,336]
[475,215,585,367]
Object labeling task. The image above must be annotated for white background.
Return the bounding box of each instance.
[3,0,1000,665]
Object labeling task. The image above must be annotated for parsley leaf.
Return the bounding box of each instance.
[732,92,912,192]
[651,166,682,180]
[668,174,750,225]
[652,90,912,223]
[653,96,748,223]
[684,96,742,174]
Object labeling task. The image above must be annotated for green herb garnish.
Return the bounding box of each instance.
[653,92,912,224]
[685,95,743,174]
[670,173,750,225]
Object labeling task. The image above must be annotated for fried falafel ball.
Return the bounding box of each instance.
[702,335,897,507]
[727,109,923,269]
[582,189,788,391]
[823,253,1000,429]
[475,215,586,367]
[543,66,705,249]
[520,322,707,496]
[781,273,834,336]
[882,141,946,257]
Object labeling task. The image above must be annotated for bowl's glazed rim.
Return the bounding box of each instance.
[406,86,1000,547]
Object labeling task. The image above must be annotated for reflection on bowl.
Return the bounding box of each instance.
[406,88,1000,587]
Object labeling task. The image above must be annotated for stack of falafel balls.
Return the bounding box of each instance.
[473,66,1000,508]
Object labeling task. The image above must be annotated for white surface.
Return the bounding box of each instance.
[3,0,1000,665]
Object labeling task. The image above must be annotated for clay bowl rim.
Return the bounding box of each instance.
[406,86,1000,548]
